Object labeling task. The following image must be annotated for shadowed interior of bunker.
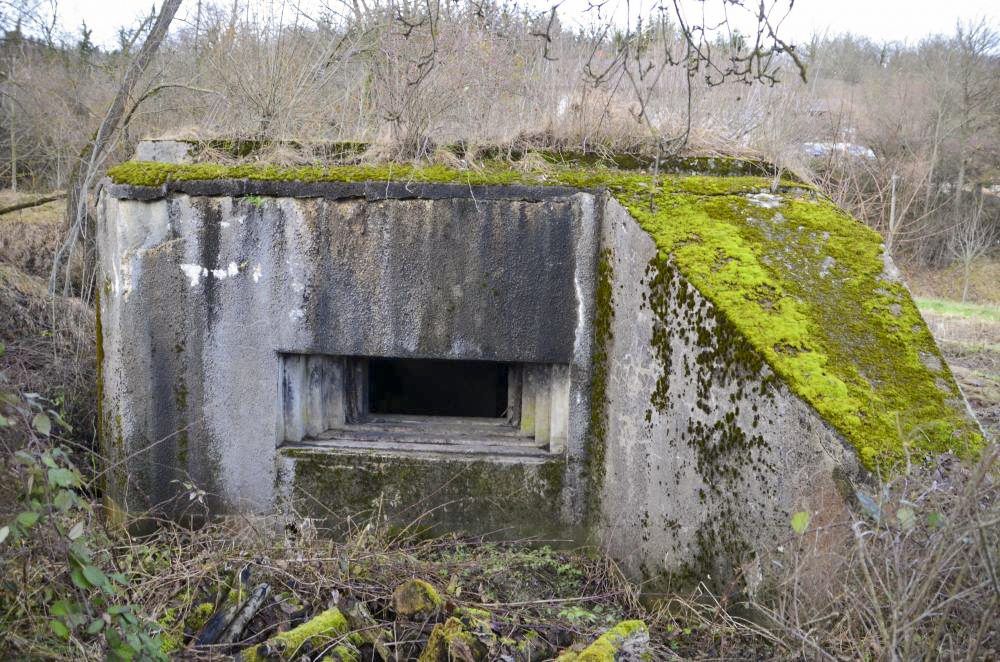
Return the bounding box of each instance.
[367,358,509,418]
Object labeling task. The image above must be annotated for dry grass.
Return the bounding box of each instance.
[0,437,658,660]
[906,257,1000,307]
[0,264,95,459]
[0,195,67,280]
[920,311,1000,349]
[752,445,1000,661]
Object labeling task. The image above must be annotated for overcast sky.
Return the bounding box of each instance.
[46,0,1000,49]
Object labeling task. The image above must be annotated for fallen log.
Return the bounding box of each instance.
[220,583,272,645]
[0,193,65,216]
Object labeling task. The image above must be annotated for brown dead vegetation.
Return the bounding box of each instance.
[0,192,66,279]
[0,263,95,456]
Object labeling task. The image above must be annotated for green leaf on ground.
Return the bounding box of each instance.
[82,565,107,588]
[16,511,39,528]
[897,507,916,530]
[791,511,810,535]
[68,521,85,540]
[70,568,90,591]
[48,467,77,488]
[50,619,69,638]
[54,490,74,512]
[32,412,51,436]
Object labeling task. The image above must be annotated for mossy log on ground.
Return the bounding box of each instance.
[241,608,360,662]
[556,620,650,661]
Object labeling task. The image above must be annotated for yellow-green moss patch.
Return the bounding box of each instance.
[392,578,443,620]
[616,185,982,473]
[418,616,488,662]
[242,608,357,662]
[575,620,649,661]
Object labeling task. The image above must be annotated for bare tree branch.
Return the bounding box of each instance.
[50,0,183,296]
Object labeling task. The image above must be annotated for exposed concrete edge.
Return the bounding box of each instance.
[105,178,597,202]
[280,446,563,466]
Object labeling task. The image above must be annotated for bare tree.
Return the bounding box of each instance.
[948,191,997,302]
[949,20,999,235]
[50,0,183,296]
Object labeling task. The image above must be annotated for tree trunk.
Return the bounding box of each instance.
[923,105,943,217]
[8,57,16,192]
[8,106,15,193]
[0,193,65,216]
[52,0,184,294]
[888,172,897,255]
[962,258,971,303]
[953,156,966,229]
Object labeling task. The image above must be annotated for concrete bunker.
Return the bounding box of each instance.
[97,141,983,583]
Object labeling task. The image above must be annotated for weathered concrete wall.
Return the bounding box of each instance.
[97,185,601,532]
[598,199,860,582]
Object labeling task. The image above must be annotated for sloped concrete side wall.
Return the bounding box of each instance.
[599,199,861,582]
[97,188,600,525]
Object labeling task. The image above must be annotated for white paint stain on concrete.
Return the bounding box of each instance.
[253,264,262,283]
[182,261,239,287]
[573,271,586,358]
[119,259,134,298]
[211,262,239,280]
[181,264,209,287]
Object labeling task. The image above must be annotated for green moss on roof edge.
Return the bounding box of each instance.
[106,160,984,474]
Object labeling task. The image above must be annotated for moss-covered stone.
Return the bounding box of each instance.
[392,579,443,620]
[576,620,649,661]
[242,608,358,662]
[157,599,215,654]
[418,616,489,662]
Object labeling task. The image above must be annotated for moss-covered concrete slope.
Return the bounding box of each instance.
[107,159,984,473]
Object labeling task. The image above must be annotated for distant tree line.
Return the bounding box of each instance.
[0,1,997,283]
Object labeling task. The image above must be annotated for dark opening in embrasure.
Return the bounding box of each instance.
[368,357,509,417]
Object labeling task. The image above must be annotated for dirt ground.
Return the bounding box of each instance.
[939,342,1000,439]
[919,308,1000,439]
